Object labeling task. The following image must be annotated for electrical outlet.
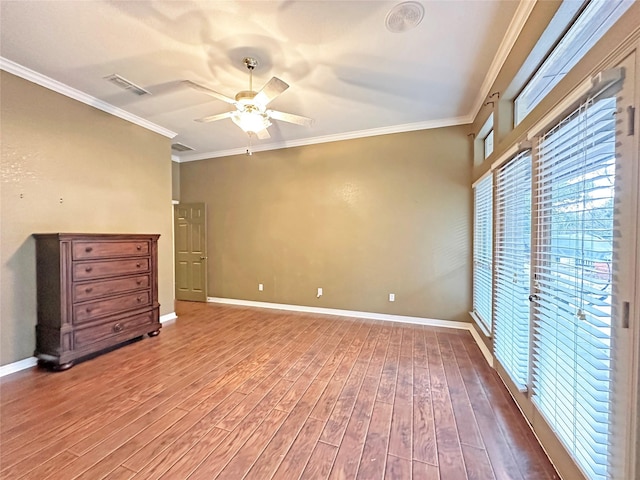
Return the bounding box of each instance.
[258,283,263,291]
[317,287,323,298]
[389,293,395,302]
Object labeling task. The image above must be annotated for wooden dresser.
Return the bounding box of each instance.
[33,233,161,370]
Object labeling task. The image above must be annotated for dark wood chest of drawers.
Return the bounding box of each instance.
[34,233,161,369]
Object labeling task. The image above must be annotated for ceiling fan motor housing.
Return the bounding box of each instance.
[243,57,258,70]
[235,90,259,104]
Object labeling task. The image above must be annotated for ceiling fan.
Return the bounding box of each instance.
[185,57,313,140]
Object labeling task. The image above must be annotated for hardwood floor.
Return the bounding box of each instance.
[0,301,559,479]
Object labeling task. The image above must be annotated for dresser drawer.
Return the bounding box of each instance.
[74,290,151,324]
[73,258,150,281]
[72,240,150,260]
[73,311,155,348]
[34,233,160,369]
[73,275,150,302]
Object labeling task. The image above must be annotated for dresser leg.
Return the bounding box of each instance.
[52,361,75,371]
[38,359,74,371]
[37,359,52,369]
[148,330,161,337]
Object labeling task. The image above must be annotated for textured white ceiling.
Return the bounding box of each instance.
[0,0,525,160]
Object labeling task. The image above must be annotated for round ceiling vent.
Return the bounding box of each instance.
[385,1,425,33]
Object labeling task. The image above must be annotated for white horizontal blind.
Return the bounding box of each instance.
[494,151,532,389]
[473,175,493,331]
[532,96,616,480]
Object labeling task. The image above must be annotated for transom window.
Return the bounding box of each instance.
[484,129,494,159]
[514,0,632,125]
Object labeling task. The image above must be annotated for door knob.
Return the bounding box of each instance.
[528,294,540,302]
[200,256,207,260]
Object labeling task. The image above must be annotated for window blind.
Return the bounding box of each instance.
[494,151,532,390]
[473,175,493,331]
[531,96,616,480]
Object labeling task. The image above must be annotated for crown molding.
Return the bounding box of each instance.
[175,115,472,162]
[469,0,537,120]
[0,57,177,139]
[2,0,535,161]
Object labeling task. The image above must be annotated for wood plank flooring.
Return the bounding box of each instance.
[0,301,559,479]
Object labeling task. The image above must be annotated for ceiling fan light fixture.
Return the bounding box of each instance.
[232,110,271,133]
[385,1,424,33]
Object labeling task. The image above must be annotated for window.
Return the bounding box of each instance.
[514,0,632,125]
[484,129,494,159]
[478,114,494,160]
[493,151,532,390]
[472,174,493,332]
[531,95,617,480]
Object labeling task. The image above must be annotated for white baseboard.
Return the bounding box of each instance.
[467,311,495,367]
[1,313,178,378]
[468,324,495,367]
[160,312,178,324]
[1,303,493,378]
[207,297,470,329]
[0,356,38,378]
[207,296,495,366]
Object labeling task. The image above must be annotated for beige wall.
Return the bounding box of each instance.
[180,126,471,322]
[0,71,175,366]
[171,160,180,201]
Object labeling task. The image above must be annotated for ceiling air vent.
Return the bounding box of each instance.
[171,142,195,152]
[385,1,425,33]
[104,73,151,96]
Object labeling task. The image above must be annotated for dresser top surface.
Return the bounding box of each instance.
[33,233,160,240]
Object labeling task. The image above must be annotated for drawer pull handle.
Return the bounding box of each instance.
[86,307,92,313]
[85,247,93,253]
[137,296,142,302]
[85,287,93,293]
[85,267,93,272]
[136,245,142,250]
[113,323,123,333]
[136,279,142,285]
[136,263,141,268]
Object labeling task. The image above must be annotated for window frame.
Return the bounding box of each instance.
[513,0,633,126]
[483,129,494,159]
[472,173,494,335]
[493,150,532,392]
[475,65,634,480]
[530,94,618,480]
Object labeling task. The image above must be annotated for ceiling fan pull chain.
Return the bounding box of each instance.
[246,132,253,156]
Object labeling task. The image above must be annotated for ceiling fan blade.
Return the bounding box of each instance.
[195,111,234,123]
[254,128,271,140]
[182,80,236,105]
[268,110,313,127]
[253,77,289,106]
